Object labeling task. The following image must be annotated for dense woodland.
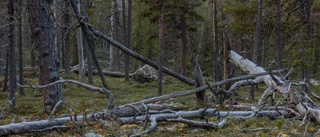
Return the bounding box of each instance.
[0,0,320,136]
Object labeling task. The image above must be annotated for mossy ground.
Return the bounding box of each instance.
[1,72,320,137]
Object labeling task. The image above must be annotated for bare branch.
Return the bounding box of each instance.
[16,79,114,110]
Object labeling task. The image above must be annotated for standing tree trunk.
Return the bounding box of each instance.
[30,35,35,68]
[125,0,132,81]
[114,0,120,71]
[8,0,16,106]
[18,0,25,96]
[3,49,9,92]
[27,0,62,113]
[64,0,71,78]
[158,0,165,96]
[212,0,222,105]
[76,2,85,82]
[250,0,263,101]
[180,8,187,76]
[276,0,284,69]
[83,0,93,84]
[173,16,179,73]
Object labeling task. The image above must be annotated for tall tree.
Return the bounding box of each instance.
[212,0,221,83]
[8,0,16,105]
[158,0,165,96]
[27,0,62,113]
[250,0,263,101]
[77,2,86,82]
[122,0,129,81]
[18,0,25,95]
[276,0,284,69]
[212,0,222,106]
[63,0,71,78]
[125,0,132,81]
[83,0,93,84]
[180,5,188,76]
[114,0,121,71]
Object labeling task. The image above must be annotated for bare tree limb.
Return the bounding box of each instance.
[128,72,272,106]
[16,79,114,110]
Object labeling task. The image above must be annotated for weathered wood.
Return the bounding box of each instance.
[129,72,271,106]
[229,50,320,125]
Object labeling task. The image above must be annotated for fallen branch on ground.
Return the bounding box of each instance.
[16,79,114,110]
[72,68,133,78]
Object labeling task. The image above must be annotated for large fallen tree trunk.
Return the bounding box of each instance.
[229,50,320,125]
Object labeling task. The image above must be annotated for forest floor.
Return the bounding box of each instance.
[1,71,320,137]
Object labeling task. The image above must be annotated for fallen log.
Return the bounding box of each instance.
[0,104,182,136]
[229,50,320,125]
[72,68,133,78]
[128,72,272,106]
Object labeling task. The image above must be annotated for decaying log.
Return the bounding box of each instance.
[229,50,320,125]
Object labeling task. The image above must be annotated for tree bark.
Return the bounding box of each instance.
[114,0,121,71]
[125,0,132,81]
[8,0,16,106]
[250,0,263,101]
[158,1,165,96]
[276,0,284,69]
[194,60,205,102]
[64,0,71,78]
[18,0,25,96]
[3,49,9,92]
[173,15,179,73]
[180,7,188,76]
[76,2,86,82]
[27,0,62,113]
[122,0,128,76]
[83,0,93,84]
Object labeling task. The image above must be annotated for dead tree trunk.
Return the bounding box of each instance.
[229,50,320,125]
